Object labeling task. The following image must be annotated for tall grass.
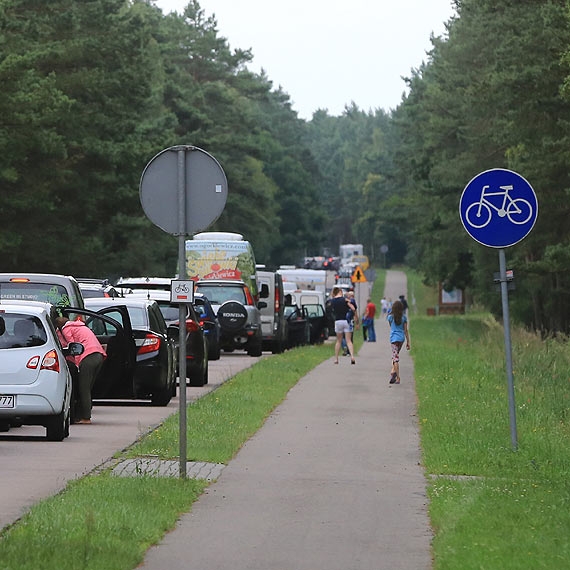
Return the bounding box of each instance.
[408,272,570,569]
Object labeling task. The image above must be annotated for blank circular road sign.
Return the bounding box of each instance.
[140,146,228,236]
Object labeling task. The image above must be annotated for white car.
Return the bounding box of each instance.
[0,301,83,441]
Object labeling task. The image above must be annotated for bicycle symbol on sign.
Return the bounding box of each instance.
[175,283,190,294]
[465,185,533,229]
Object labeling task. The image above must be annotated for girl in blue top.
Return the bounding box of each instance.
[387,300,410,384]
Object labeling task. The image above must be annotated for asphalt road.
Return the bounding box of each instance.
[0,351,263,530]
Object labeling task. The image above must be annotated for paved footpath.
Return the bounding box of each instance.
[143,270,432,570]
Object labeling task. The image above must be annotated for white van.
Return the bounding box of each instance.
[277,268,326,294]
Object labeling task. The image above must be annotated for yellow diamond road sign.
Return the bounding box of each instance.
[351,265,367,283]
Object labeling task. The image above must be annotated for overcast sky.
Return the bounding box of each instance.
[153,0,456,119]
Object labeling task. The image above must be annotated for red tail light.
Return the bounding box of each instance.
[185,319,199,333]
[138,334,161,355]
[275,285,280,312]
[41,350,60,372]
[244,286,254,305]
[27,356,40,369]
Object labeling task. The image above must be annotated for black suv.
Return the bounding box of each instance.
[194,280,267,357]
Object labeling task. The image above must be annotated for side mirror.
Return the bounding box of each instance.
[64,342,84,357]
[258,301,267,309]
[260,283,270,299]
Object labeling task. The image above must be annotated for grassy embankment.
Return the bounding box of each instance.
[0,273,385,569]
[407,269,570,569]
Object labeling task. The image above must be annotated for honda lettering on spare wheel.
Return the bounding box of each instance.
[217,301,248,331]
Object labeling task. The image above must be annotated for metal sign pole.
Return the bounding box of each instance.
[177,149,188,478]
[499,248,518,451]
[139,144,228,479]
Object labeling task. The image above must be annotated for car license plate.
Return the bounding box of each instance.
[0,395,15,408]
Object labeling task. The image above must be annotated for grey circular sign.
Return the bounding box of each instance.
[380,245,389,253]
[140,146,228,236]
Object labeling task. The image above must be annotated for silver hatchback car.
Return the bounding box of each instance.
[0,301,83,440]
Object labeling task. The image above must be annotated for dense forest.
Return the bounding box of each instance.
[1,0,570,332]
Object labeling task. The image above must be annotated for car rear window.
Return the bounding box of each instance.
[79,287,107,298]
[195,285,246,305]
[156,302,182,322]
[0,283,71,307]
[0,313,47,349]
[125,307,148,328]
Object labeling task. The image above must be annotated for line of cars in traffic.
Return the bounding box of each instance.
[0,239,333,440]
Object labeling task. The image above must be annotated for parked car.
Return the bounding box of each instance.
[257,270,287,354]
[114,277,172,293]
[193,293,221,361]
[283,304,311,348]
[303,303,330,344]
[0,301,84,440]
[125,290,209,386]
[80,297,177,403]
[194,279,266,356]
[0,273,85,309]
[77,278,121,299]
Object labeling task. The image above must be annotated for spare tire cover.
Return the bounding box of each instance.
[217,301,248,331]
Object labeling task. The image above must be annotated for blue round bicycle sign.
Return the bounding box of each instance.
[459,169,538,248]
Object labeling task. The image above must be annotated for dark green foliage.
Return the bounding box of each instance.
[306,1,570,333]
[0,0,324,274]
[393,0,570,332]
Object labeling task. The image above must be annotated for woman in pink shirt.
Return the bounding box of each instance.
[55,317,106,424]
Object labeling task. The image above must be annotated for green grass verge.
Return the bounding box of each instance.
[129,343,333,463]
[408,273,570,569]
[0,342,337,569]
[370,267,386,302]
[0,475,206,570]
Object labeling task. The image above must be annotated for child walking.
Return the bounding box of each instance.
[387,300,410,384]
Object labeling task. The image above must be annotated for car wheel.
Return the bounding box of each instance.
[46,409,67,441]
[151,386,172,406]
[188,363,207,387]
[271,337,283,354]
[0,421,10,433]
[247,336,263,357]
[208,342,221,361]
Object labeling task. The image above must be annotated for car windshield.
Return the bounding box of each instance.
[284,306,298,318]
[193,299,210,318]
[0,283,71,307]
[195,285,246,305]
[0,313,47,349]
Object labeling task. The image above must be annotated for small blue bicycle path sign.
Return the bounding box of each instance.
[459,169,538,248]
